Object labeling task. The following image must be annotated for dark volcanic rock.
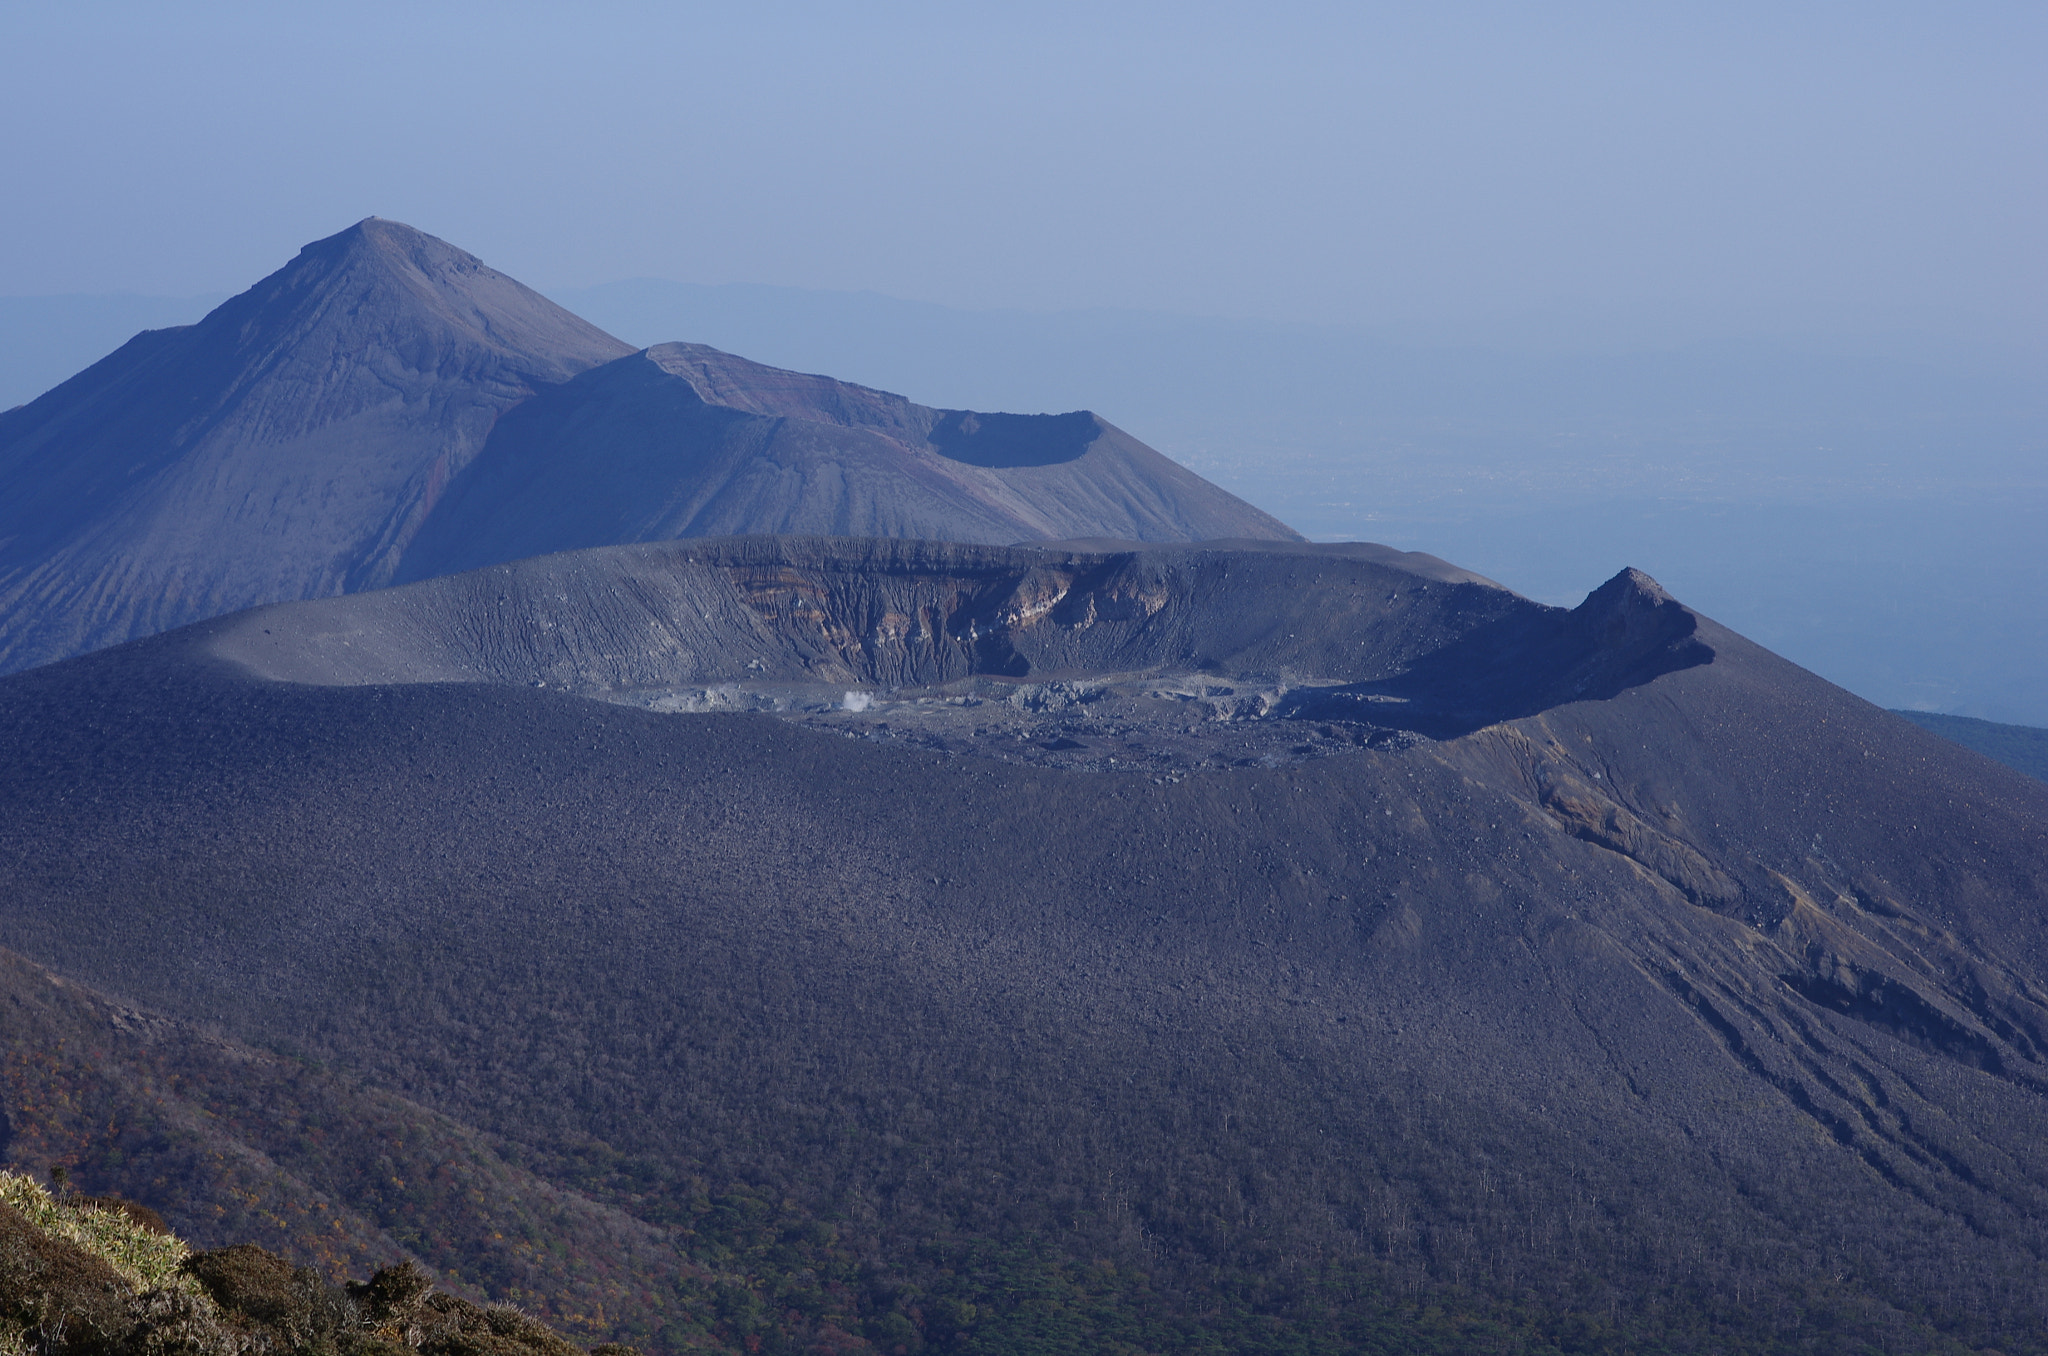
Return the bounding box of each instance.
[0,219,633,674]
[3,536,2047,1347]
[391,342,1301,584]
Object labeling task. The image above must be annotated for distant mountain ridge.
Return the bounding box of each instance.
[1896,709,2048,783]
[0,220,1298,676]
[394,343,1298,584]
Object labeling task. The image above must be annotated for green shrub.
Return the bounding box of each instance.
[0,1176,637,1356]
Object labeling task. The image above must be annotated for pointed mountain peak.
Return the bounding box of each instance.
[1569,567,1696,651]
[223,219,629,381]
[347,214,428,238]
[1614,565,1672,599]
[0,220,634,671]
[296,216,487,280]
[1556,565,1710,692]
[330,215,435,243]
[1579,566,1677,613]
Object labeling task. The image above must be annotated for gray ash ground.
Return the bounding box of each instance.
[601,672,1422,777]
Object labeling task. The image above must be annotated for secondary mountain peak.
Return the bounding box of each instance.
[1592,564,1674,603]
[392,341,1301,583]
[252,217,628,384]
[636,342,1103,467]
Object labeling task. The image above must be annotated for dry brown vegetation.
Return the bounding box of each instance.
[0,1171,629,1356]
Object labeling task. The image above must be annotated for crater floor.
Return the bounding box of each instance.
[602,671,1423,776]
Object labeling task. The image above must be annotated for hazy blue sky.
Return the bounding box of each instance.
[2,1,2040,353]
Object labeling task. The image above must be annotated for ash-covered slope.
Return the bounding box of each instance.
[0,219,633,674]
[391,342,1301,584]
[3,538,2047,1350]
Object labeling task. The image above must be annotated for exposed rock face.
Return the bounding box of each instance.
[223,537,1530,698]
[3,537,2047,1345]
[390,343,1301,584]
[0,219,633,674]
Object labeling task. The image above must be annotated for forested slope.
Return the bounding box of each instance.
[2,539,2045,1353]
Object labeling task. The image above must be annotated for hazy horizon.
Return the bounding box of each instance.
[3,4,2040,348]
[3,3,2041,720]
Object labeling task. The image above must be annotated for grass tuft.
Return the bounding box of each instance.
[0,1173,195,1295]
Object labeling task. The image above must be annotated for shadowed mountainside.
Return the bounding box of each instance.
[3,536,2047,1352]
[391,345,1300,586]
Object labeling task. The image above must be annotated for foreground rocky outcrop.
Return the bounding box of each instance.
[0,1174,629,1356]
